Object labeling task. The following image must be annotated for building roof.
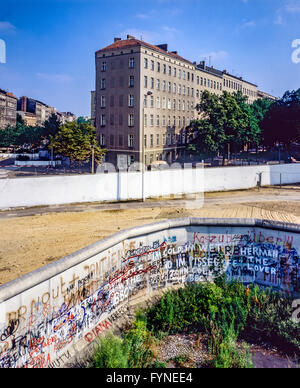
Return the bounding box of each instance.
[0,88,17,99]
[96,37,193,65]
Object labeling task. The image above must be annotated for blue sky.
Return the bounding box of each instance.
[0,0,299,116]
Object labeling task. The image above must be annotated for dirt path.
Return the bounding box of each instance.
[0,186,299,286]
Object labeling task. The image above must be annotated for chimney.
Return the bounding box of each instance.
[114,37,121,43]
[199,61,205,69]
[127,34,136,40]
[171,50,178,55]
[156,44,168,52]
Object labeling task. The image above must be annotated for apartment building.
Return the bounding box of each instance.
[0,89,17,129]
[95,35,272,167]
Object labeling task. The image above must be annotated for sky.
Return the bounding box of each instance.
[0,0,299,116]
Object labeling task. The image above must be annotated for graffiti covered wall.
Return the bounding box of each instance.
[0,219,299,368]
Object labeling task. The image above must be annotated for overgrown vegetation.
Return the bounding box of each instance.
[91,279,300,369]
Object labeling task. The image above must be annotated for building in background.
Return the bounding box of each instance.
[257,90,278,101]
[16,111,37,126]
[0,89,17,128]
[57,111,77,124]
[95,36,275,168]
[17,96,76,126]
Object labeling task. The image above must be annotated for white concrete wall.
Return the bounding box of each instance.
[0,164,299,209]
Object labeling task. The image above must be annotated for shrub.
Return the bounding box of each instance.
[92,333,129,368]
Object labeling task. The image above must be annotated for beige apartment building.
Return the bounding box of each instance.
[0,89,17,129]
[95,36,273,168]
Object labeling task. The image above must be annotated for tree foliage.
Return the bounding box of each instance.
[50,121,106,166]
[262,89,300,148]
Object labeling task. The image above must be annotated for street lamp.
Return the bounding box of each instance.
[142,91,153,202]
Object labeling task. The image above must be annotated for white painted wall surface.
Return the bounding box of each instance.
[0,164,299,209]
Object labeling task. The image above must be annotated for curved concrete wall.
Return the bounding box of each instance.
[0,218,299,368]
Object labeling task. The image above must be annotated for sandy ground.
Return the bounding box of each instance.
[0,185,299,286]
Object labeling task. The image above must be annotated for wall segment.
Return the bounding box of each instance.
[0,218,299,368]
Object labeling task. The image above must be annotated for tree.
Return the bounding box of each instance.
[188,91,256,162]
[42,113,62,139]
[50,121,106,170]
[187,91,226,159]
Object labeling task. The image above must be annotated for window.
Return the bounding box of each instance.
[168,98,171,109]
[144,76,148,88]
[119,95,124,107]
[157,62,160,72]
[150,114,154,126]
[178,84,181,95]
[156,79,160,90]
[173,67,177,77]
[110,114,114,125]
[128,94,134,107]
[156,115,160,126]
[151,77,154,89]
[183,86,186,96]
[100,114,106,126]
[163,133,166,145]
[183,71,186,80]
[173,83,176,94]
[150,134,154,147]
[110,95,114,107]
[162,97,166,109]
[129,58,135,69]
[178,116,181,127]
[182,101,185,111]
[100,95,106,108]
[101,79,106,89]
[150,95,154,108]
[178,100,181,110]
[129,76,134,87]
[144,58,148,69]
[178,69,181,79]
[168,66,172,76]
[151,60,154,70]
[173,99,176,110]
[162,115,166,126]
[144,114,147,127]
[163,64,166,74]
[128,134,134,147]
[110,134,114,146]
[168,82,171,93]
[156,134,160,145]
[128,114,134,127]
[156,96,160,109]
[119,135,123,146]
[119,114,123,125]
[162,80,166,91]
[101,62,107,72]
[144,135,147,147]
[197,76,199,85]
[100,134,105,146]
[168,116,171,127]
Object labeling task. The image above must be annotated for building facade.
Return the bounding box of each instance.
[0,89,17,129]
[95,36,274,168]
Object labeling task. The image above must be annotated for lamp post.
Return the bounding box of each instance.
[142,91,152,202]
